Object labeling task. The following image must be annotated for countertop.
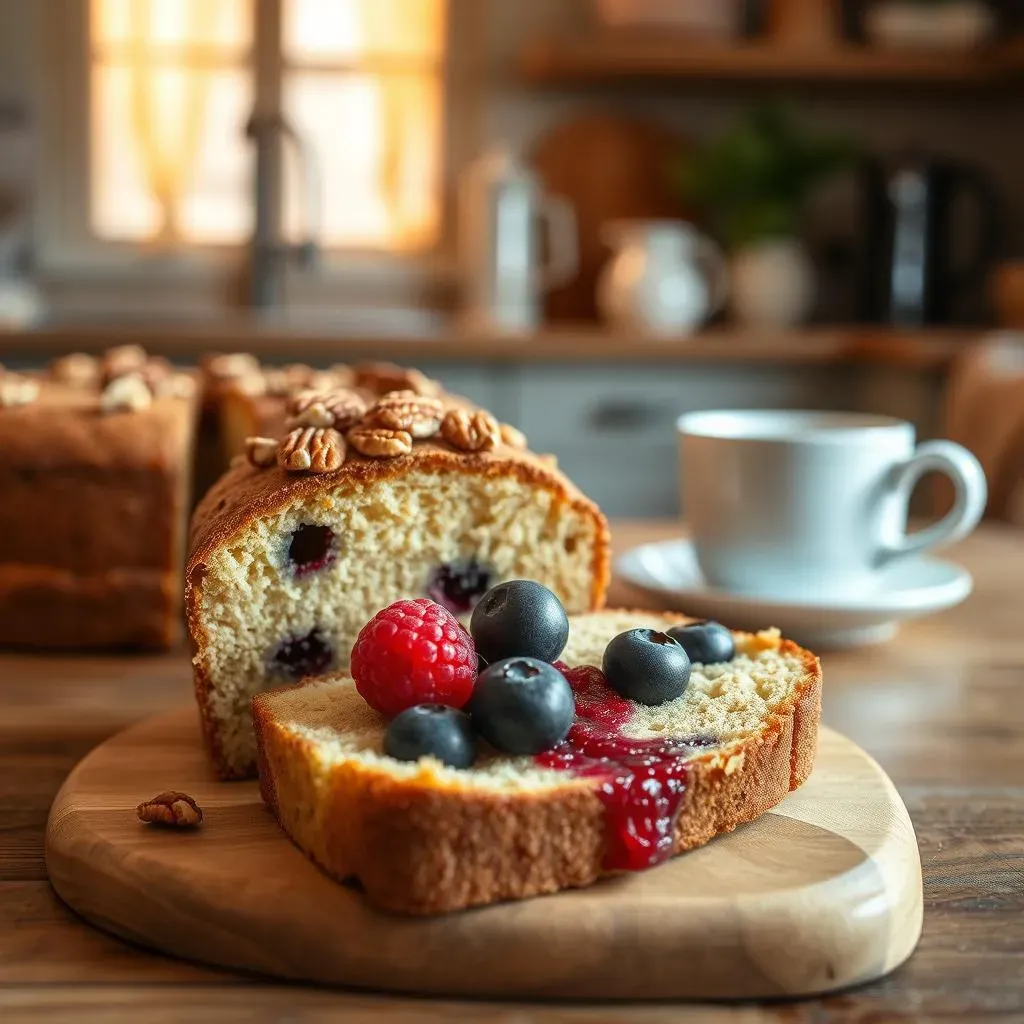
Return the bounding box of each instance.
[2,520,1023,1021]
[0,323,985,369]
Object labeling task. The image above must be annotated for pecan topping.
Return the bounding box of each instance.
[230,373,268,397]
[441,408,500,452]
[278,427,346,473]
[262,365,314,396]
[347,425,413,458]
[50,352,100,386]
[366,390,443,438]
[102,344,148,382]
[100,373,152,413]
[0,374,40,408]
[203,352,261,381]
[354,361,441,397]
[137,791,203,828]
[287,388,367,431]
[500,423,528,450]
[245,436,279,468]
[154,373,197,400]
[136,356,175,391]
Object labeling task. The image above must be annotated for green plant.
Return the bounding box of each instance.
[676,104,853,250]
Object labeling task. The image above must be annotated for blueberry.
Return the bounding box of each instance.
[268,628,334,682]
[426,558,493,614]
[470,657,575,755]
[470,580,569,664]
[666,621,736,664]
[383,704,476,769]
[602,629,691,706]
[287,524,336,577]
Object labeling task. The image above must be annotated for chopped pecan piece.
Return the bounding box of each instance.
[101,344,148,382]
[137,791,203,828]
[366,390,443,439]
[50,352,100,386]
[347,425,413,458]
[441,408,500,452]
[154,373,197,400]
[246,436,279,468]
[0,374,40,408]
[202,352,261,381]
[499,423,528,450]
[278,426,346,473]
[354,361,440,397]
[100,373,152,414]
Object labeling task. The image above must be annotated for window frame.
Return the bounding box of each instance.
[33,0,481,318]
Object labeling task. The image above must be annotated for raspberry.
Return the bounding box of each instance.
[351,598,478,718]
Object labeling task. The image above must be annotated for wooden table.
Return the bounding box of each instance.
[3,522,1023,1022]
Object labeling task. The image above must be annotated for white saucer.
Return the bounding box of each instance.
[615,538,973,649]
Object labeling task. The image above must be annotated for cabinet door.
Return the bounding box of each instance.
[517,364,850,517]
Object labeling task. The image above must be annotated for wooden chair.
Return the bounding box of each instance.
[940,334,1024,525]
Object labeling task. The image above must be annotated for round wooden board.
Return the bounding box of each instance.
[46,708,922,1001]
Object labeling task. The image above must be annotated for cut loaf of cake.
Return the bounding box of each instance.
[187,389,609,779]
[0,348,198,649]
[254,609,822,916]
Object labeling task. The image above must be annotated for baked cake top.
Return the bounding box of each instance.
[188,380,599,574]
[0,346,197,470]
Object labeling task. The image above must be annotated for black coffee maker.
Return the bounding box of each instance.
[860,155,1003,325]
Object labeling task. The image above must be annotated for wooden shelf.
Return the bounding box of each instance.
[0,323,981,370]
[520,34,1024,88]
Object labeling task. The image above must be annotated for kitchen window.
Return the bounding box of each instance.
[37,0,474,313]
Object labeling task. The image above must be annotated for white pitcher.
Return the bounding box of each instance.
[458,148,578,334]
[598,220,729,336]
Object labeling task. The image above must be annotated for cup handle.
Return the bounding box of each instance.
[695,232,730,315]
[878,440,987,565]
[537,195,579,291]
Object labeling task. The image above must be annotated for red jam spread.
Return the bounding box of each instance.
[536,663,715,872]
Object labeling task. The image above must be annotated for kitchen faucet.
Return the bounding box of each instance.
[245,112,320,310]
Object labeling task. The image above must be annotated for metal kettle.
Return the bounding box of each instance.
[458,148,578,334]
[861,155,1003,325]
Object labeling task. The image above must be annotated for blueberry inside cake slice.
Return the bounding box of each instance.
[253,605,821,915]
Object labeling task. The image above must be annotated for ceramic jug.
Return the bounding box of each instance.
[597,220,728,336]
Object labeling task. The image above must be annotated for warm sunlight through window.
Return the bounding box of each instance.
[89,0,446,251]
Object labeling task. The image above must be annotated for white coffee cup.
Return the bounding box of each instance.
[677,410,987,600]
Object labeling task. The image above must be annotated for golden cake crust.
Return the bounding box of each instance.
[253,613,822,915]
[187,443,611,778]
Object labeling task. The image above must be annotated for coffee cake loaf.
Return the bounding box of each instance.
[0,347,198,648]
[187,388,609,779]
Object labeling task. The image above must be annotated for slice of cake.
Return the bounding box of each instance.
[0,348,198,649]
[187,389,610,779]
[253,608,821,915]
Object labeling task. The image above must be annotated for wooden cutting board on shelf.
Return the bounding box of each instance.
[46,708,922,1000]
[531,114,691,323]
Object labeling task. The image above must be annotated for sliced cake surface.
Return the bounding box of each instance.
[187,393,609,780]
[254,610,821,916]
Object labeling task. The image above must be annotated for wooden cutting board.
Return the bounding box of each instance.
[46,709,922,1000]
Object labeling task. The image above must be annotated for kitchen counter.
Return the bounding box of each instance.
[2,520,1022,1021]
[0,322,983,368]
[0,324,974,518]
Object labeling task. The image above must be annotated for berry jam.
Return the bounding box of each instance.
[287,524,337,578]
[268,628,334,682]
[537,663,716,873]
[426,558,493,614]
